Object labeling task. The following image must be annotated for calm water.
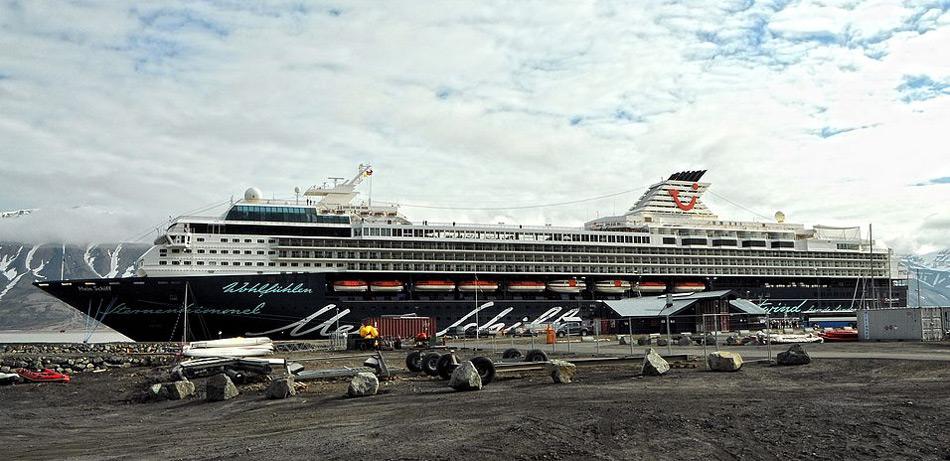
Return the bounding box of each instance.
[0,331,133,343]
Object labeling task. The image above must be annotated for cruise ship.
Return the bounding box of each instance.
[35,165,907,341]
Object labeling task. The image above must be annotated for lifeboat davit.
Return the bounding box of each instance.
[414,280,456,292]
[333,280,368,292]
[673,282,705,293]
[547,279,586,294]
[508,281,546,292]
[458,280,499,292]
[595,280,631,294]
[637,282,667,294]
[370,280,403,293]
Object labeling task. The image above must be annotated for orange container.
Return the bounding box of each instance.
[545,326,556,344]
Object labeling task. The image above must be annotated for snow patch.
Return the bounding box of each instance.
[105,244,123,278]
[84,243,104,278]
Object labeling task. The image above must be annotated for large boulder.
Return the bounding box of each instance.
[776,344,811,366]
[206,373,239,401]
[641,348,670,376]
[347,372,379,397]
[266,377,297,399]
[676,336,692,346]
[448,361,482,391]
[707,351,743,372]
[545,359,577,384]
[161,380,195,400]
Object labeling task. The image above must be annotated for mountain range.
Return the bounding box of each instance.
[1,241,948,331]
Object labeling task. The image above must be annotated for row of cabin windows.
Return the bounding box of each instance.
[157,260,338,268]
[191,237,272,244]
[160,249,274,256]
[153,259,878,276]
[362,227,650,244]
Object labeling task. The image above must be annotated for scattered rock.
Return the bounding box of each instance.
[161,380,196,400]
[448,361,482,391]
[776,344,811,366]
[148,383,163,400]
[266,377,297,399]
[677,336,691,346]
[707,351,743,372]
[580,335,595,343]
[656,338,669,347]
[545,359,577,384]
[636,337,649,346]
[206,373,239,401]
[347,372,379,397]
[641,348,670,376]
[726,336,739,346]
[620,336,631,345]
[704,335,717,346]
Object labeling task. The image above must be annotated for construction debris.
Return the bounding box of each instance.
[641,348,670,376]
[266,377,296,399]
[159,380,195,400]
[449,361,482,391]
[206,373,239,401]
[707,351,743,372]
[347,372,379,397]
[776,344,811,366]
[546,359,576,384]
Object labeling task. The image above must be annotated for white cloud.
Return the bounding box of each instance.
[0,0,948,254]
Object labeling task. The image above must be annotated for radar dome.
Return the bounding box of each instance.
[244,187,262,201]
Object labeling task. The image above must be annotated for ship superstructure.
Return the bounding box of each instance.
[140,169,895,283]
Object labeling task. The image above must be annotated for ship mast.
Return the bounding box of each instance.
[182,282,189,345]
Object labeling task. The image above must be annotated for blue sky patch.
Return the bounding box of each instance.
[914,177,950,186]
[896,74,950,102]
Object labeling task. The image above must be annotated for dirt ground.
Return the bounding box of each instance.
[1,349,949,461]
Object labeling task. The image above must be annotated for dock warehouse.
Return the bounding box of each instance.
[598,290,767,334]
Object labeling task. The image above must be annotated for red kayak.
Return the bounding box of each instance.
[818,329,859,342]
[16,368,71,383]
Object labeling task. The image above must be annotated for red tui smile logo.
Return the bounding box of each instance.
[668,183,699,211]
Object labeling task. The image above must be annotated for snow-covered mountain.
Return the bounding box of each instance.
[903,249,950,307]
[0,209,36,219]
[0,242,148,330]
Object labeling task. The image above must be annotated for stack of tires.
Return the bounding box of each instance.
[405,351,495,384]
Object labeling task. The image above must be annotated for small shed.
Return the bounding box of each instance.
[599,290,767,334]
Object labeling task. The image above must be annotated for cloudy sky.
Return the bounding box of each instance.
[1,0,948,253]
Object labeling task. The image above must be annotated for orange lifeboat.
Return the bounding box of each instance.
[414,280,456,292]
[508,281,546,293]
[333,280,368,292]
[370,280,403,293]
[458,280,499,292]
[673,282,705,293]
[547,279,586,294]
[594,279,631,294]
[637,281,667,294]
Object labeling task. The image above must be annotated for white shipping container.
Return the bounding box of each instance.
[858,308,946,341]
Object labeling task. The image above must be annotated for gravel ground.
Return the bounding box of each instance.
[1,348,949,461]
